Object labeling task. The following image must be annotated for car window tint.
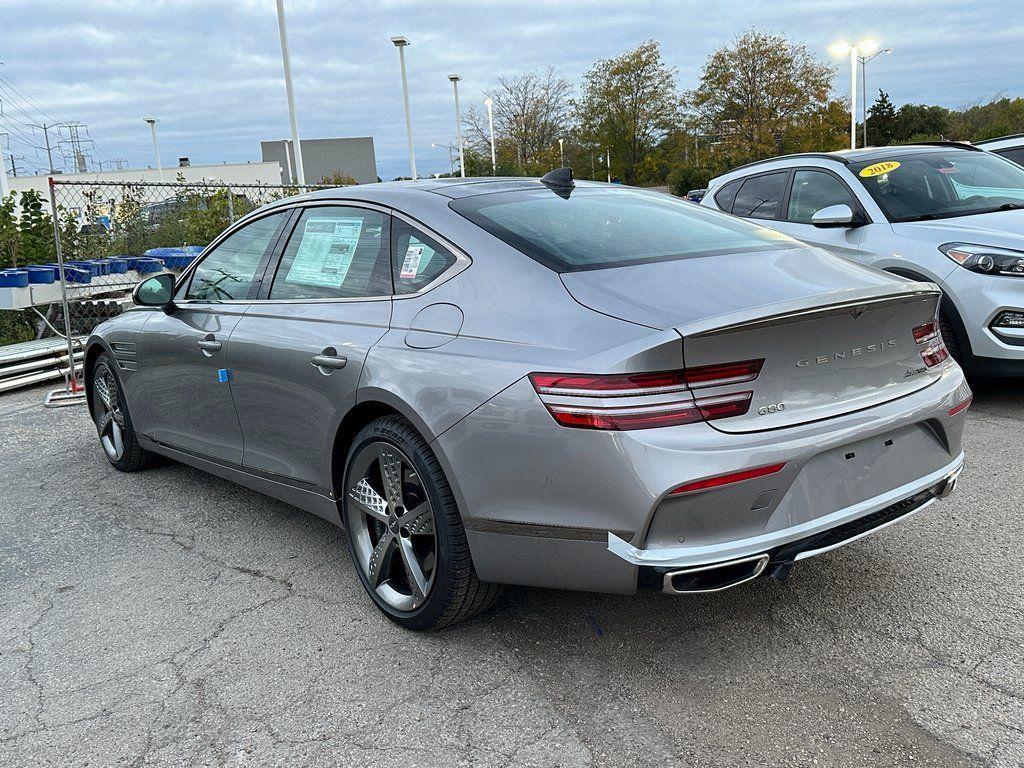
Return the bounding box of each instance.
[391,219,457,295]
[732,172,787,219]
[713,179,742,212]
[997,147,1024,167]
[269,207,391,300]
[185,211,289,301]
[786,170,858,223]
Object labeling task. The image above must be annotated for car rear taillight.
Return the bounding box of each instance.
[529,360,762,430]
[913,321,950,368]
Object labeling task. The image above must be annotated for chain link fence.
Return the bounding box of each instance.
[0,178,332,401]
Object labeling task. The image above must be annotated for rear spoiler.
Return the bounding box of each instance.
[675,283,941,339]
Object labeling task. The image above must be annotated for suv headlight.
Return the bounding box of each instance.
[940,243,1024,276]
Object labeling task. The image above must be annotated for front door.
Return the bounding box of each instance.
[139,209,292,463]
[768,168,873,262]
[228,205,394,493]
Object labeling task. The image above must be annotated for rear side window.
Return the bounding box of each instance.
[450,187,794,272]
[733,172,788,219]
[786,170,858,223]
[391,219,458,295]
[269,206,391,300]
[997,147,1024,167]
[713,179,742,212]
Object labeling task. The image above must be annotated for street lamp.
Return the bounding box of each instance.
[432,142,456,175]
[275,0,306,186]
[558,137,564,167]
[859,47,892,147]
[484,97,496,175]
[448,74,465,178]
[143,118,163,182]
[391,36,417,180]
[829,39,882,150]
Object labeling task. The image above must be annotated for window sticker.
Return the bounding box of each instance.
[859,161,901,178]
[400,245,425,279]
[285,217,363,287]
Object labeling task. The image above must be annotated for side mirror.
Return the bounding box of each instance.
[133,273,177,312]
[811,203,860,228]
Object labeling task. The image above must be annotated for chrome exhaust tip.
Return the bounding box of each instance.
[935,464,963,499]
[662,553,770,594]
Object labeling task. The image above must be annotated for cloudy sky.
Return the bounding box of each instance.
[1,0,1022,180]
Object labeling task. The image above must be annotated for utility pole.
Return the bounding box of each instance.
[276,0,306,186]
[391,36,417,180]
[30,123,56,173]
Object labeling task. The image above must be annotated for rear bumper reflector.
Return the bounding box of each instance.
[668,461,787,496]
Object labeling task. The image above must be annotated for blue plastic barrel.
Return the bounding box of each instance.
[63,267,91,284]
[0,270,30,288]
[26,266,56,284]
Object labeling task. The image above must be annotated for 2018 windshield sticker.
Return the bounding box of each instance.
[859,161,901,178]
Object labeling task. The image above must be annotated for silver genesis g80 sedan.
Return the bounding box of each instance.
[85,171,971,629]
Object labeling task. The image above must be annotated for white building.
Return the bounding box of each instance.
[6,160,285,200]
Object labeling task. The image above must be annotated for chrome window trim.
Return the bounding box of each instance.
[172,197,471,307]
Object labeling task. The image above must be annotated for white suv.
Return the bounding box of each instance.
[976,133,1024,166]
[702,143,1024,376]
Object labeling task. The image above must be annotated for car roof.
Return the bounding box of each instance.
[974,133,1024,150]
[299,176,612,203]
[710,142,983,185]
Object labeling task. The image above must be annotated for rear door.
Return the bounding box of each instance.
[227,204,393,493]
[140,209,291,462]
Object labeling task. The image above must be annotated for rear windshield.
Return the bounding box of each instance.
[450,187,795,272]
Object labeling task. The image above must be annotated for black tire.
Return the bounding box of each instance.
[89,353,159,473]
[342,415,502,630]
[938,310,963,365]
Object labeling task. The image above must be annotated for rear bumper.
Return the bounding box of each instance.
[608,453,964,571]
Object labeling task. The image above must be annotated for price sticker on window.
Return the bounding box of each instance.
[859,161,901,178]
[400,245,424,279]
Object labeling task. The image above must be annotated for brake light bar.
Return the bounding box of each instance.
[668,462,787,496]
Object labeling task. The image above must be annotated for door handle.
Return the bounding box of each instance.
[311,349,348,373]
[197,338,222,353]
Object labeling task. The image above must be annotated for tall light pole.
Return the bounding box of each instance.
[605,149,611,183]
[143,118,163,181]
[447,74,465,178]
[829,39,881,150]
[432,142,455,175]
[483,98,497,175]
[275,0,306,186]
[859,48,892,147]
[558,137,564,167]
[391,36,417,180]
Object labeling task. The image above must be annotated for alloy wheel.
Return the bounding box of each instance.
[92,364,126,461]
[346,441,438,612]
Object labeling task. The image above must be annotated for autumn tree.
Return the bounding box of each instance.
[688,30,836,162]
[464,67,573,176]
[575,40,682,185]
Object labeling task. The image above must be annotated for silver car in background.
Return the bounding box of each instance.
[702,143,1024,377]
[85,172,971,630]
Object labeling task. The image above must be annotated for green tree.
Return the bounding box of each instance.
[893,104,951,142]
[0,194,18,268]
[17,190,54,266]
[689,30,836,163]
[576,40,682,184]
[867,90,898,145]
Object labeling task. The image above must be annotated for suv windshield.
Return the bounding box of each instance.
[450,186,794,272]
[852,150,1024,222]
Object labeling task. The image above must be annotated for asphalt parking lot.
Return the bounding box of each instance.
[1,381,1022,768]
